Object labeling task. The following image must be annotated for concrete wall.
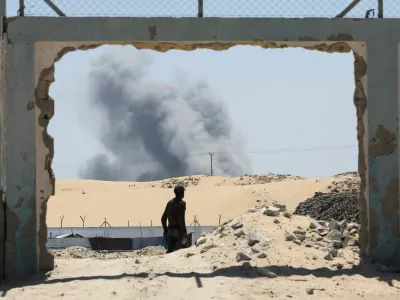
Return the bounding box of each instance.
[47,238,92,249]
[48,226,215,242]
[2,16,400,278]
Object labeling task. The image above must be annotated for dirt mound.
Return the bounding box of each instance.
[214,174,304,186]
[50,246,166,260]
[329,172,360,193]
[160,176,203,188]
[293,191,360,223]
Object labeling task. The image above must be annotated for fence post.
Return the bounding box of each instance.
[378,0,383,18]
[80,215,86,227]
[198,0,203,17]
[19,0,24,16]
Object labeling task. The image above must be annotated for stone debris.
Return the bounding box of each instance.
[200,244,217,254]
[236,251,252,262]
[293,239,302,245]
[265,207,280,217]
[273,203,287,212]
[343,237,358,247]
[306,287,314,295]
[327,230,342,241]
[274,219,280,224]
[332,240,342,249]
[324,253,333,261]
[231,221,243,230]
[294,191,360,223]
[196,237,207,247]
[185,252,195,258]
[283,211,293,218]
[285,233,295,241]
[234,228,245,238]
[248,208,258,213]
[329,220,340,231]
[247,232,260,246]
[258,252,267,259]
[50,246,165,260]
[256,267,276,278]
[251,245,262,254]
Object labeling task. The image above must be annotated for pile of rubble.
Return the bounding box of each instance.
[293,191,360,223]
[189,202,360,279]
[50,246,166,260]
[160,176,202,189]
[284,219,360,262]
[233,174,304,186]
[329,172,360,193]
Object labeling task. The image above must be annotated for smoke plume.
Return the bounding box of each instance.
[80,46,249,181]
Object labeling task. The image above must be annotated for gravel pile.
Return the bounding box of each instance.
[160,176,202,188]
[233,174,304,186]
[328,172,360,193]
[50,246,166,260]
[293,191,360,223]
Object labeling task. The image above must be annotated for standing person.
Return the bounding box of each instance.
[161,183,188,253]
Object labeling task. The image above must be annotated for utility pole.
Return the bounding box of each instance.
[209,152,215,176]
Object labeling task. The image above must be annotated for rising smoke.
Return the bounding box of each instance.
[80,46,250,181]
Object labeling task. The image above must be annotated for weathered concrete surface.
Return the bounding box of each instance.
[2,17,400,278]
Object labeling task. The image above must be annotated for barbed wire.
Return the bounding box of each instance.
[20,0,399,18]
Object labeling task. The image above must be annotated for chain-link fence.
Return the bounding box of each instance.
[19,0,400,18]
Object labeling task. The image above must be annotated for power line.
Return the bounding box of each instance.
[51,144,358,169]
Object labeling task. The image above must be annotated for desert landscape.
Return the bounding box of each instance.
[2,172,400,299]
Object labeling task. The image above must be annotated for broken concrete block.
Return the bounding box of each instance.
[283,211,293,218]
[332,240,342,249]
[231,221,243,230]
[329,248,339,257]
[293,229,307,236]
[234,228,245,238]
[343,237,358,247]
[273,203,287,211]
[338,220,347,229]
[196,237,207,247]
[324,253,333,261]
[258,252,267,259]
[285,233,295,241]
[329,220,340,231]
[327,230,342,241]
[236,252,252,262]
[251,245,262,253]
[265,207,280,217]
[297,235,307,242]
[293,239,302,245]
[247,232,260,246]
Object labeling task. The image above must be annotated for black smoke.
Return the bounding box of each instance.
[80,46,249,181]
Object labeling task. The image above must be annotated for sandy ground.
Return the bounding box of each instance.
[48,174,346,227]
[2,199,400,299]
[2,173,400,299]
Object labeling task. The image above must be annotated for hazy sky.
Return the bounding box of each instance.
[7,1,362,179]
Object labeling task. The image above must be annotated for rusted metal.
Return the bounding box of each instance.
[336,0,362,18]
[43,0,66,17]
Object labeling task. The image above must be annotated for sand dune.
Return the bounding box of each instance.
[47,174,355,227]
[5,172,400,300]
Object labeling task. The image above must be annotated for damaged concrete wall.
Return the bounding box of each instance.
[2,17,400,278]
